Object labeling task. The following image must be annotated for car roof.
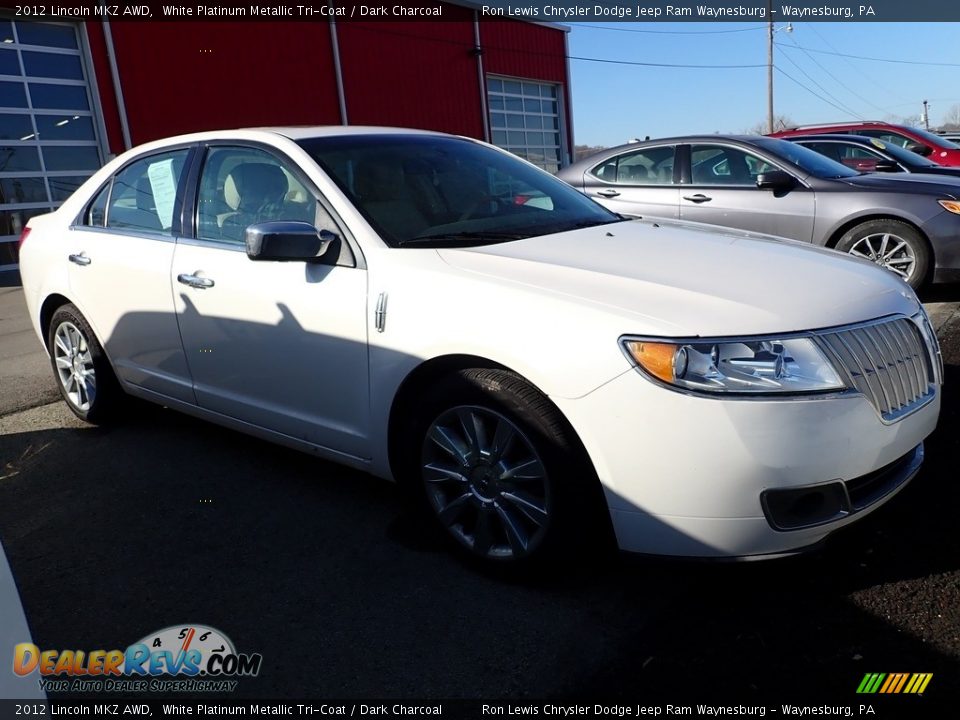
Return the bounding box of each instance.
[786,134,888,143]
[599,134,782,153]
[781,121,906,130]
[116,125,458,156]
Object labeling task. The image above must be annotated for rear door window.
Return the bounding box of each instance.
[105,149,190,234]
[591,146,676,185]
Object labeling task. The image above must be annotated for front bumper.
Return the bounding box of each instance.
[554,370,940,558]
[926,209,960,282]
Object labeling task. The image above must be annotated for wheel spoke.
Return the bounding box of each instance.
[886,257,914,267]
[437,492,472,525]
[887,266,910,279]
[848,248,871,260]
[494,503,529,555]
[497,456,545,482]
[882,239,907,260]
[54,331,71,356]
[423,462,468,484]
[500,490,548,526]
[428,424,471,466]
[489,419,515,462]
[55,356,72,370]
[878,233,890,257]
[456,408,485,457]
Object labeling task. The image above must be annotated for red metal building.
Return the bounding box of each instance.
[0,3,573,269]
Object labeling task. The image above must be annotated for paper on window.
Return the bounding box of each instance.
[147,159,178,230]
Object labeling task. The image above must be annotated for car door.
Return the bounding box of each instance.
[580,144,680,219]
[679,143,816,242]
[66,147,196,404]
[171,144,370,458]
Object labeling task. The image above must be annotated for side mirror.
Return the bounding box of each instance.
[756,170,796,191]
[245,221,336,262]
[906,142,933,157]
[873,160,901,173]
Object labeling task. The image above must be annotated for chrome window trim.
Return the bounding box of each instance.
[66,224,176,244]
[175,235,245,253]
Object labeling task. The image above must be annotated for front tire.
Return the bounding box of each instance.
[48,304,122,424]
[406,368,607,567]
[835,219,930,289]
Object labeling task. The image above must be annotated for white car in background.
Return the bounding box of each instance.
[18,127,943,567]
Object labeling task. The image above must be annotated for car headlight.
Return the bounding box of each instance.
[622,337,846,394]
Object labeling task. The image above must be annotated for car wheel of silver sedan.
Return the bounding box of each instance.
[411,368,609,566]
[836,219,930,290]
[48,304,122,424]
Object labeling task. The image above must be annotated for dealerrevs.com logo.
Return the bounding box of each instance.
[13,624,262,693]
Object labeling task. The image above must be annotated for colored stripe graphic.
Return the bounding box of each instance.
[857,672,931,694]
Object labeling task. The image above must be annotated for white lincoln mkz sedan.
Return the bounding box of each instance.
[19,127,943,566]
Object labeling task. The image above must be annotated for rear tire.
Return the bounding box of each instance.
[835,219,930,290]
[48,304,123,424]
[402,368,609,568]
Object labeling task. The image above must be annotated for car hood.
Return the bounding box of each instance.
[839,172,960,197]
[436,219,919,337]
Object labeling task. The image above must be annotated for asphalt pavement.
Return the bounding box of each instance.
[1,276,959,708]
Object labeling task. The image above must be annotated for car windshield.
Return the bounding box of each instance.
[869,138,941,167]
[297,134,622,247]
[750,137,860,179]
[907,126,960,150]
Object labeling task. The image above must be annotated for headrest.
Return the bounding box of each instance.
[225,163,288,210]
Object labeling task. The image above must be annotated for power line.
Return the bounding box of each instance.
[775,42,960,68]
[778,35,890,115]
[774,66,861,119]
[570,55,764,69]
[775,49,863,119]
[344,23,766,69]
[806,24,893,97]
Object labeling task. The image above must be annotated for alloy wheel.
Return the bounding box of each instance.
[53,321,96,412]
[846,232,916,281]
[421,405,551,560]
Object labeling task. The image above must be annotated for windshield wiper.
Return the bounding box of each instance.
[397,231,530,248]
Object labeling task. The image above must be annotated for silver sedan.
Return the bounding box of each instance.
[559,135,960,289]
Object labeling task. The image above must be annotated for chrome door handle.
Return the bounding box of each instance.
[596,189,620,198]
[177,273,215,289]
[683,194,712,203]
[68,253,91,266]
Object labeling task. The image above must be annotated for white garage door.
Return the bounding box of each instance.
[1,19,106,270]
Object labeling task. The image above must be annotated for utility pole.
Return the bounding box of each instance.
[922,100,930,130]
[767,0,774,133]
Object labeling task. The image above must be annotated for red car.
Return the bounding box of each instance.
[770,121,960,167]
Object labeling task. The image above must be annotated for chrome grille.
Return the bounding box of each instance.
[816,317,935,421]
